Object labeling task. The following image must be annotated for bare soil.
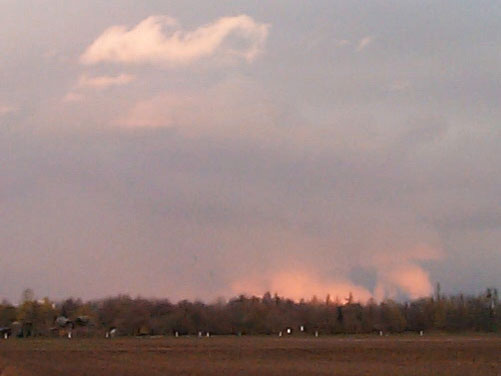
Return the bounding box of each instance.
[1,335,500,375]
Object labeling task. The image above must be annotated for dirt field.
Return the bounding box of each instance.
[1,336,500,375]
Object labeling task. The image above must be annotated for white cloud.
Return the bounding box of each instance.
[356,35,375,51]
[80,15,270,67]
[76,73,135,90]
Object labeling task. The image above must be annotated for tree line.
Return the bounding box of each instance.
[0,287,499,337]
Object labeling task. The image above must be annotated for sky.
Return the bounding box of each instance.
[1,0,501,303]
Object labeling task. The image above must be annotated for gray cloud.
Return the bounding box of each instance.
[1,0,500,303]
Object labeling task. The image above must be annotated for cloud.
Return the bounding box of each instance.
[371,242,443,300]
[116,76,279,138]
[388,265,434,299]
[334,39,351,47]
[76,73,135,90]
[119,93,198,128]
[62,92,84,103]
[226,228,443,302]
[356,35,375,51]
[0,105,15,116]
[373,264,434,300]
[232,271,373,303]
[80,15,270,67]
[62,73,134,104]
[388,80,411,92]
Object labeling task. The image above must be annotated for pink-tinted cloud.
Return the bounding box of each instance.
[0,105,15,116]
[388,265,434,299]
[80,15,269,66]
[371,242,443,300]
[119,93,199,128]
[77,73,135,90]
[232,271,372,303]
[356,35,375,51]
[116,76,278,139]
[62,92,84,103]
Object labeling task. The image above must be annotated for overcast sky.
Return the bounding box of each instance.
[1,0,500,303]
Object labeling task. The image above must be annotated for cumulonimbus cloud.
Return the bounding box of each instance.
[80,15,270,66]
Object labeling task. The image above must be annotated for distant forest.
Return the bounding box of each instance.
[0,287,499,338]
